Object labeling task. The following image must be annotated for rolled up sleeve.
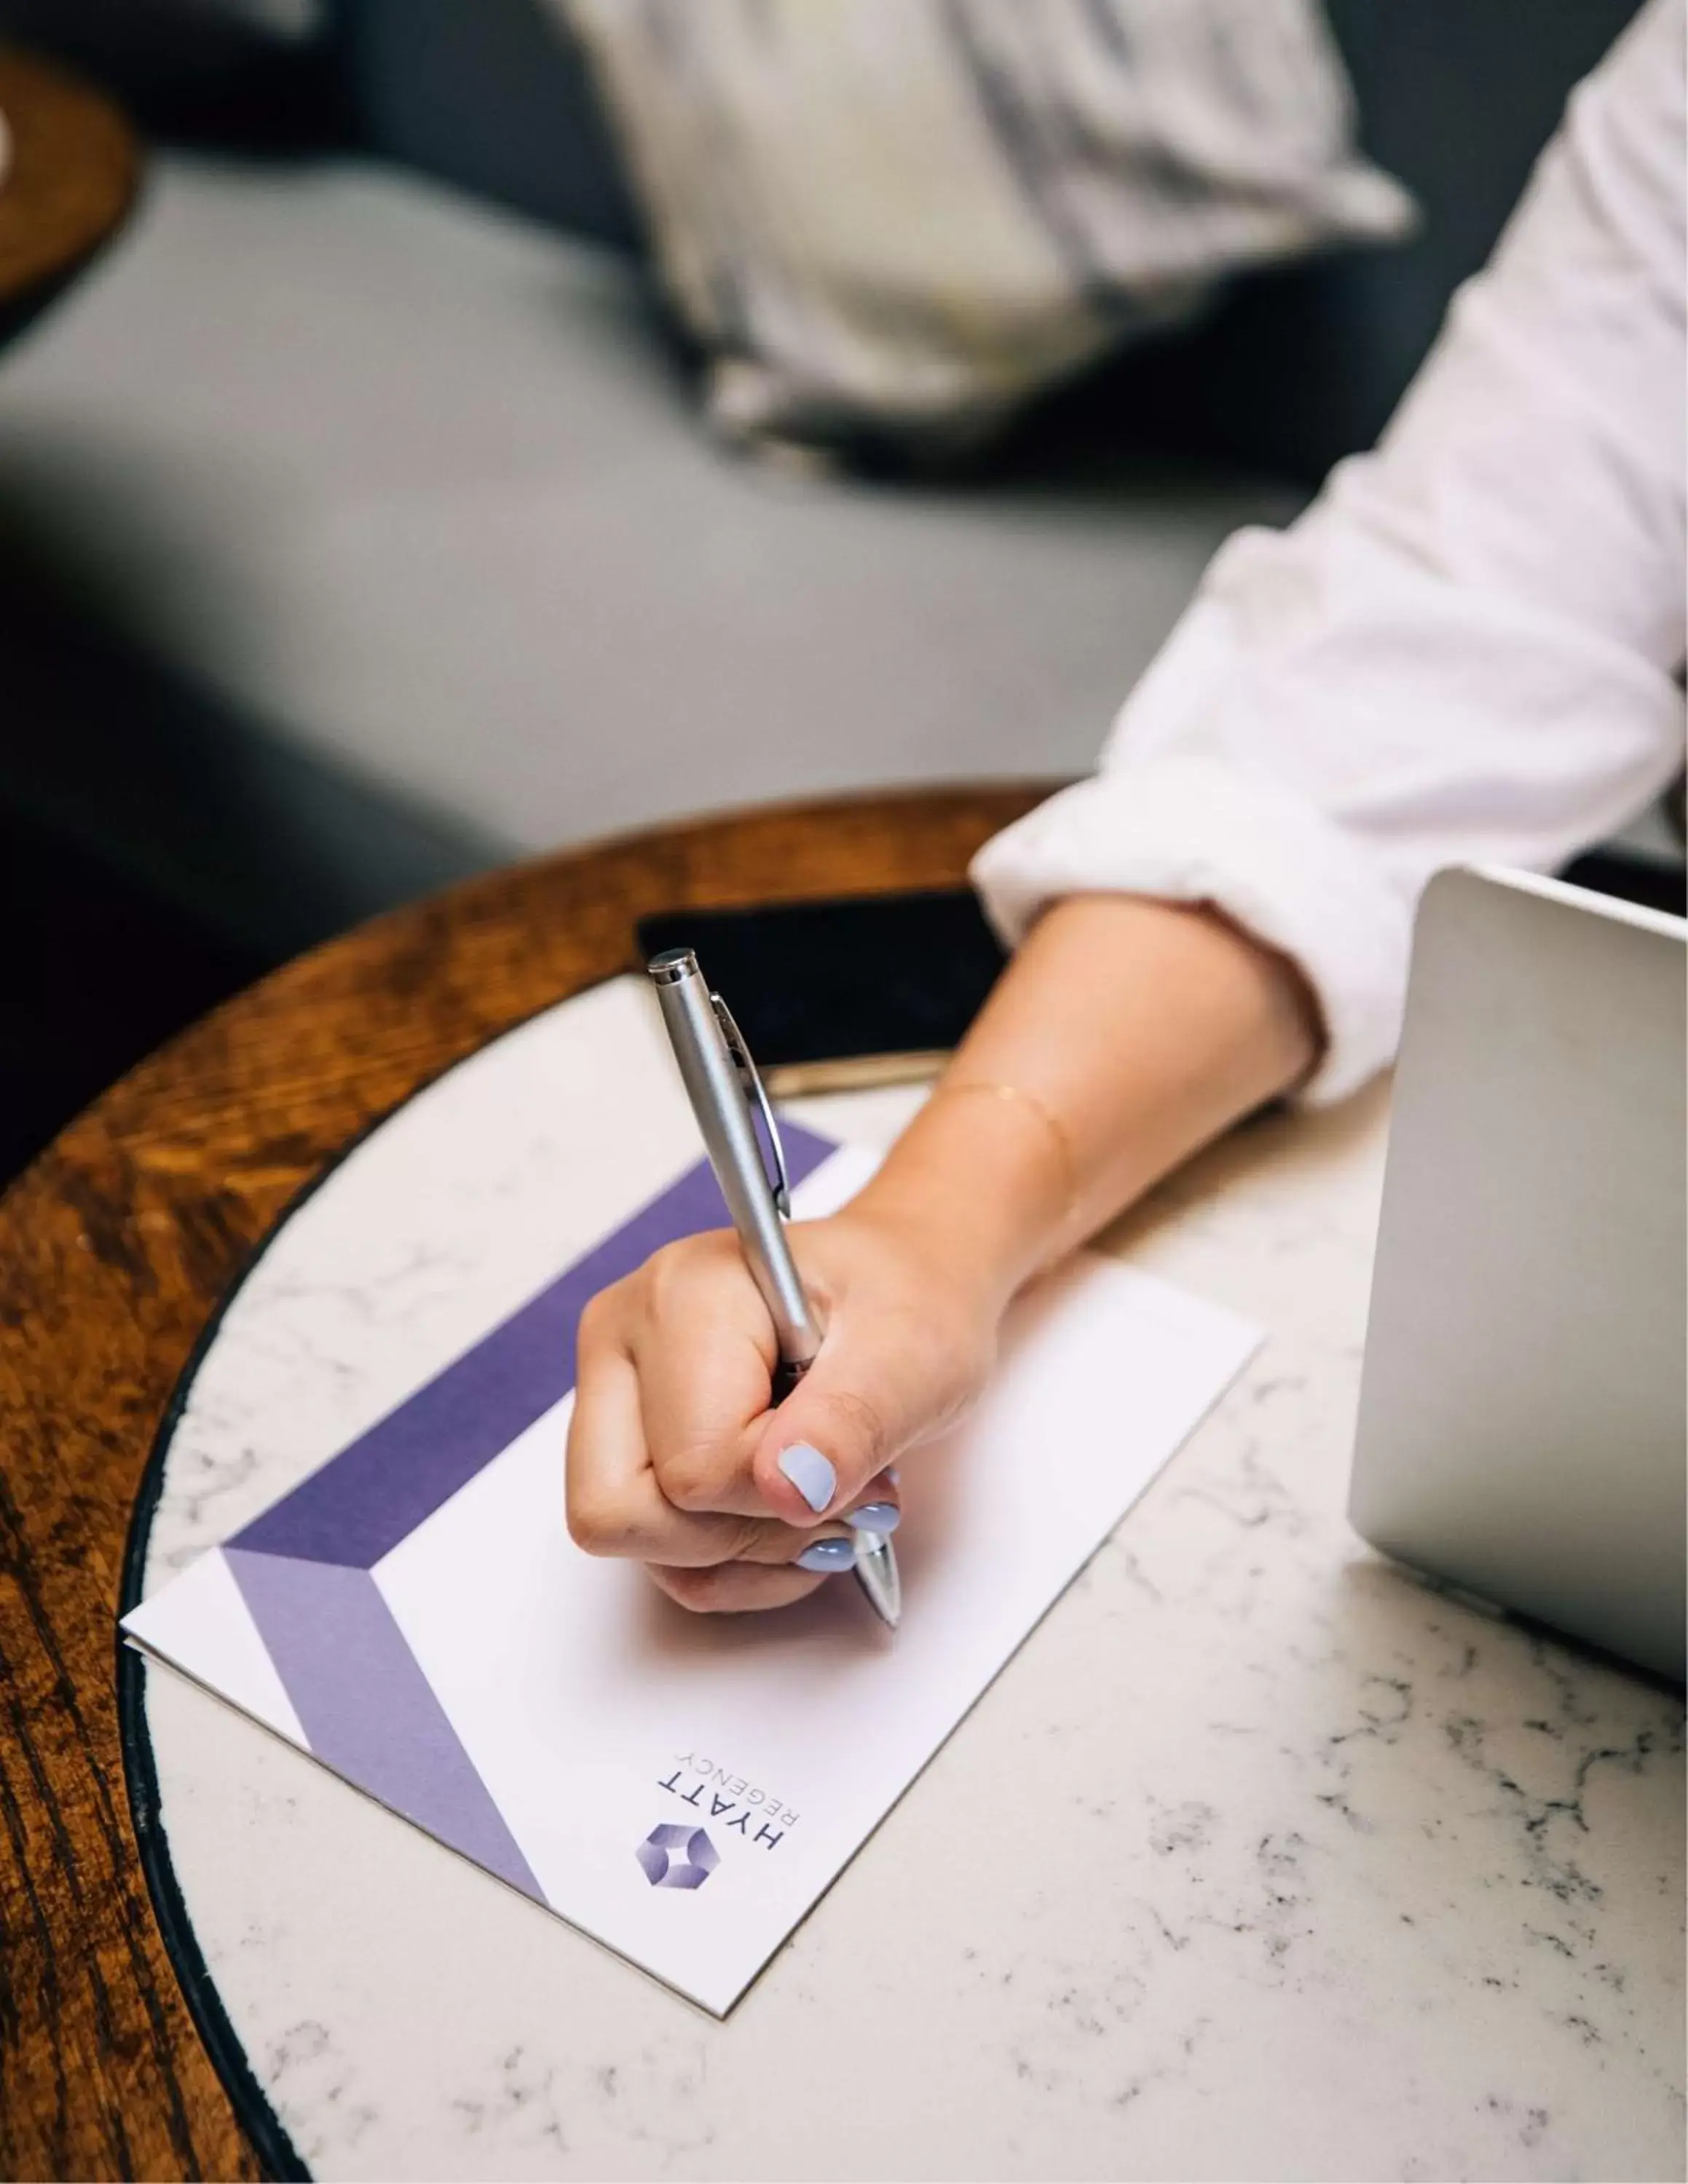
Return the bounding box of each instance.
[973,750,1413,1101]
[974,0,1686,1104]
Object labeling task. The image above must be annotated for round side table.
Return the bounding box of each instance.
[0,786,1046,2180]
[6,785,1681,2184]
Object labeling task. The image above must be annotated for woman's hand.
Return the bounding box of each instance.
[565,1203,1001,1613]
[567,898,1318,1616]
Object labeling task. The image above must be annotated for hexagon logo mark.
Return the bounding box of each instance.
[636,1823,720,1890]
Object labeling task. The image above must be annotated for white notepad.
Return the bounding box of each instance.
[125,1134,1258,2014]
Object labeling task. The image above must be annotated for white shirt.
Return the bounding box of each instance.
[973,0,1686,1103]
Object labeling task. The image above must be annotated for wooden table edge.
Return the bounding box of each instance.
[0,783,1054,2180]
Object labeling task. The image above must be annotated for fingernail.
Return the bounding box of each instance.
[796,1538,856,1572]
[886,1466,901,1486]
[778,1442,836,1514]
[847,1502,902,1535]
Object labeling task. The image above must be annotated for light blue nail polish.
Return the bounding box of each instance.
[778,1442,836,1513]
[797,1538,856,1572]
[886,1466,901,1486]
[847,1501,902,1535]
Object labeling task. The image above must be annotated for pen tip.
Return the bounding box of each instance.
[853,1538,901,1630]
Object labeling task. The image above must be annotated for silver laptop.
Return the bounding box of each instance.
[1349,866,1686,1682]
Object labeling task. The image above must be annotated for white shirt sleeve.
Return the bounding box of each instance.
[972,0,1687,1103]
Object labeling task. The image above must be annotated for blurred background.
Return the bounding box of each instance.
[0,0,1668,1187]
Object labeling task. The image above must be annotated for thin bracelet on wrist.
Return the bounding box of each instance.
[924,1077,1081,1243]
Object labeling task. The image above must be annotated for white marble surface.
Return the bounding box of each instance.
[136,978,1685,2182]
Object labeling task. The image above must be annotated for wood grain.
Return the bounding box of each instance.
[0,46,140,339]
[0,785,1049,2180]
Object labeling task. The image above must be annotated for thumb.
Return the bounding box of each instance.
[751,1318,947,1527]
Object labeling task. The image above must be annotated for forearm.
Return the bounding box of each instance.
[849,893,1320,1304]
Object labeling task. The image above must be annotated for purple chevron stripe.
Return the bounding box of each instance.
[232,1125,835,1570]
[224,1547,545,1901]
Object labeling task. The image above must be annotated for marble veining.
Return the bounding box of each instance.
[135,979,1684,2181]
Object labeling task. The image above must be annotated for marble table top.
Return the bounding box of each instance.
[133,978,1684,2182]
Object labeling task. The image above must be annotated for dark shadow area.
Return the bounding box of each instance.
[0,0,348,146]
[1561,846,1687,921]
[0,802,266,1185]
[0,580,497,1192]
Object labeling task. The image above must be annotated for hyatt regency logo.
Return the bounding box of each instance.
[636,1823,720,1890]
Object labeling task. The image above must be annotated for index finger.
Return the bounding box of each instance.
[628,1235,784,1519]
[568,1321,810,1564]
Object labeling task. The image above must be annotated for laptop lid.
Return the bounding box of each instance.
[1349,866,1686,1682]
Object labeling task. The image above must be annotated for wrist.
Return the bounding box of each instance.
[844,1085,1073,1310]
[827,1200,1013,1358]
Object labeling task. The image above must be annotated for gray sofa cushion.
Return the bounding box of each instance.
[0,154,1299,945]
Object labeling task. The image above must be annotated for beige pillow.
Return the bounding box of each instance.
[556,0,1413,455]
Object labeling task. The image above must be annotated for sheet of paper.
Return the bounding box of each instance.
[124,1129,1259,2014]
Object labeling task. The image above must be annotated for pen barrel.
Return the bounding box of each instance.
[651,956,824,1369]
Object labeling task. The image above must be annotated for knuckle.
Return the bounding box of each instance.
[726,1515,773,1562]
[642,1230,751,1331]
[642,1235,709,1318]
[567,1489,634,1557]
[657,1443,735,1515]
[576,1283,625,1353]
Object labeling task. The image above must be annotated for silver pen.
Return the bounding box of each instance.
[648,947,901,1629]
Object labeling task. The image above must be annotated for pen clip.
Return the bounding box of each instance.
[711,992,794,1217]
